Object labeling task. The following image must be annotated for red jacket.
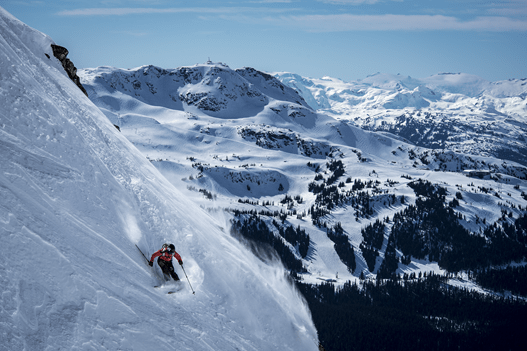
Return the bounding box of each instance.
[150,248,182,263]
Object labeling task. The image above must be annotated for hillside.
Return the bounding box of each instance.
[0,7,318,351]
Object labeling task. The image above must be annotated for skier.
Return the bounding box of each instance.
[149,244,183,281]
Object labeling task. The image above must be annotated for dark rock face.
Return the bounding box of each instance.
[51,44,88,97]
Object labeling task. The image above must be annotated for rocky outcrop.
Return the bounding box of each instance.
[51,44,88,97]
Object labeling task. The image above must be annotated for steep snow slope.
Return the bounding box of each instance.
[275,72,527,166]
[0,7,318,351]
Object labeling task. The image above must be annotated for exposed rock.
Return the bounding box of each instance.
[51,44,88,97]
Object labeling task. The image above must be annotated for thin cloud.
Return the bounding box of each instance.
[55,5,527,32]
[247,0,295,3]
[9,1,46,6]
[111,30,149,37]
[487,1,527,17]
[270,14,527,31]
[57,8,221,16]
[316,0,381,4]
[56,7,295,16]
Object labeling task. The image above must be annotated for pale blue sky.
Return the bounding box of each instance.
[3,0,527,81]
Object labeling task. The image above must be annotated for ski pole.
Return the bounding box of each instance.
[136,244,150,264]
[181,265,195,295]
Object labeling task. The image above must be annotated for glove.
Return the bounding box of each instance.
[178,260,183,266]
[149,261,153,267]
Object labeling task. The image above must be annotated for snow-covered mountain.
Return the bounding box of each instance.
[75,32,527,347]
[275,72,527,166]
[4,5,527,349]
[78,58,527,284]
[0,7,318,350]
[77,58,527,347]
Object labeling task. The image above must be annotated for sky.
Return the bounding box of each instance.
[2,0,527,82]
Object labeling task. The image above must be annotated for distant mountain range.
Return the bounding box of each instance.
[275,72,527,165]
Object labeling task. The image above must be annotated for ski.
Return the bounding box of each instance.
[155,285,178,294]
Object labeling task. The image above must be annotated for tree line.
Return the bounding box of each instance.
[297,274,527,351]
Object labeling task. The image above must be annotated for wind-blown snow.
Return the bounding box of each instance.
[0,7,318,351]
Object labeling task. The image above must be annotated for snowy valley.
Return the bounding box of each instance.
[78,60,527,285]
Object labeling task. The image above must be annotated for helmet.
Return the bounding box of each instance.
[168,244,175,252]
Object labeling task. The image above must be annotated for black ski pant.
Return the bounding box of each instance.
[157,259,180,281]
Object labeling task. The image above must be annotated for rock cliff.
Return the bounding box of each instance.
[51,44,88,96]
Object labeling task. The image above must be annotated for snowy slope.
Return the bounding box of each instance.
[0,7,318,351]
[275,72,527,166]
